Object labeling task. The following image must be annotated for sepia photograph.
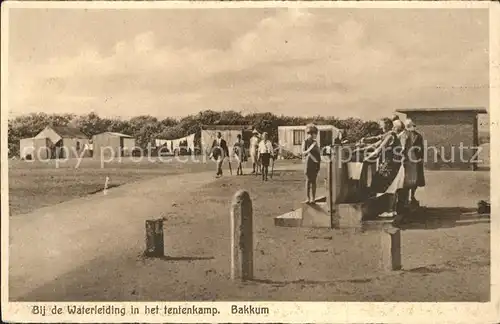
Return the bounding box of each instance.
[1,1,499,323]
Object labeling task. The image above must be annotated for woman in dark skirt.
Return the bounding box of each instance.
[365,118,402,191]
[302,124,321,204]
[403,119,426,205]
[363,118,403,216]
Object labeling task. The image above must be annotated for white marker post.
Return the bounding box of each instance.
[103,176,110,195]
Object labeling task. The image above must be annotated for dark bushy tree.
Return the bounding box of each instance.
[7,110,380,157]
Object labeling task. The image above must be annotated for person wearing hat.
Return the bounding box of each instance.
[249,129,260,174]
[403,118,426,206]
[302,124,321,204]
[257,132,273,181]
[394,119,407,149]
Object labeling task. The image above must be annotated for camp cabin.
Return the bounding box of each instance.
[396,107,488,170]
[20,125,89,160]
[92,132,136,158]
[278,125,341,158]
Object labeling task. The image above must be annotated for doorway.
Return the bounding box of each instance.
[319,130,333,148]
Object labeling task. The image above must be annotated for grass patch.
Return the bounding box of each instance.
[8,158,302,215]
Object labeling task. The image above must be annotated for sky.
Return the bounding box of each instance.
[7,7,490,123]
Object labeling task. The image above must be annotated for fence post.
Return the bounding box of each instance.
[230,190,253,281]
[145,219,164,257]
[381,227,402,271]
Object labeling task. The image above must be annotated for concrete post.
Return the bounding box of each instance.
[329,145,348,228]
[145,219,164,257]
[381,227,402,271]
[330,145,342,204]
[230,190,253,281]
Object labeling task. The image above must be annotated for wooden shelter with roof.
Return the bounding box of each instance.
[92,131,136,158]
[20,125,90,160]
[396,107,487,170]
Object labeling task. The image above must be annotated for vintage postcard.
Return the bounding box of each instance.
[1,1,499,323]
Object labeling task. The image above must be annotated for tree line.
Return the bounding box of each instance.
[7,110,381,157]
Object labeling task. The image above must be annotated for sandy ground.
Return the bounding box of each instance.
[9,164,490,302]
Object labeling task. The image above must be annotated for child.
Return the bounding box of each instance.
[257,132,273,181]
[302,124,321,204]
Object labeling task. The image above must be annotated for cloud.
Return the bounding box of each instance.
[9,8,489,119]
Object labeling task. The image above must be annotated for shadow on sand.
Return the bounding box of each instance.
[248,277,373,287]
[157,256,215,262]
[397,207,490,230]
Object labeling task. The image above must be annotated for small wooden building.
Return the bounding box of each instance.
[19,138,51,160]
[396,107,487,170]
[20,125,89,160]
[92,132,136,158]
[278,125,341,158]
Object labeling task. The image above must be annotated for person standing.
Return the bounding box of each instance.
[404,119,426,206]
[333,130,343,145]
[249,129,260,174]
[210,132,229,178]
[257,132,273,181]
[302,124,321,204]
[233,134,245,176]
[393,119,409,214]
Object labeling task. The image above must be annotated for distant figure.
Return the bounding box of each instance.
[333,131,342,145]
[404,119,426,206]
[210,132,229,178]
[85,140,94,157]
[334,129,346,145]
[249,129,260,174]
[257,132,273,181]
[233,134,246,176]
[302,124,321,204]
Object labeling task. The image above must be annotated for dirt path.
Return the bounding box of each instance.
[9,164,303,300]
[9,169,223,300]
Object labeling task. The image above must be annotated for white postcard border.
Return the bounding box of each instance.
[1,1,499,323]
